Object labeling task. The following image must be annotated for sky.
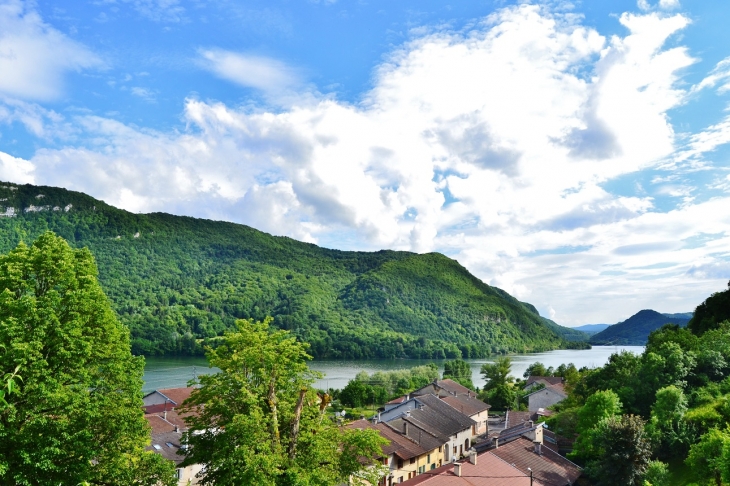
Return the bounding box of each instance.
[1,0,729,327]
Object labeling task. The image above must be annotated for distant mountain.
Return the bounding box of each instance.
[590,310,692,345]
[572,324,610,335]
[0,181,585,359]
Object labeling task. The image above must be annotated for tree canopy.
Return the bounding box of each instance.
[443,358,474,390]
[0,232,174,485]
[179,317,387,485]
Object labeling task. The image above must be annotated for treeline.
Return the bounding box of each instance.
[337,365,440,408]
[541,283,730,485]
[0,182,580,359]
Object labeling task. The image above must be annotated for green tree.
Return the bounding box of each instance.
[443,359,474,389]
[480,357,516,410]
[570,390,622,463]
[179,317,387,485]
[646,385,695,460]
[0,232,175,485]
[642,460,670,486]
[585,415,652,486]
[686,428,730,486]
[523,362,549,378]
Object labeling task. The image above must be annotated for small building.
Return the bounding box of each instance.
[526,384,567,412]
[440,393,490,436]
[385,394,476,462]
[143,387,195,413]
[524,376,564,391]
[145,408,202,485]
[348,419,443,485]
[489,436,582,485]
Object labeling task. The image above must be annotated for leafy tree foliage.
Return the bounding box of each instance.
[0,182,575,359]
[642,460,670,486]
[338,365,439,408]
[583,415,653,486]
[688,282,730,336]
[480,357,516,410]
[686,427,730,485]
[443,359,474,389]
[645,385,695,460]
[0,232,175,485]
[179,317,387,485]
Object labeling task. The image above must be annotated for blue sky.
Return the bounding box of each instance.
[1,0,730,326]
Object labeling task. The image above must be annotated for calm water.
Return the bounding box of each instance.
[142,346,644,392]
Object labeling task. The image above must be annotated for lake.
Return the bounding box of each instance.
[142,345,644,392]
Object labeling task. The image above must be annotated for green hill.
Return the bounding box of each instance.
[0,181,587,359]
[590,309,691,345]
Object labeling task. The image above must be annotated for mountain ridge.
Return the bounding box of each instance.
[589,309,692,345]
[0,181,588,359]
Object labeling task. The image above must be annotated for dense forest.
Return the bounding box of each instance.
[590,310,692,345]
[0,182,586,359]
[544,284,730,485]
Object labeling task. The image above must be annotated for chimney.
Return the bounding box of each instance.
[378,412,382,422]
[403,421,409,436]
[174,425,179,433]
[494,438,499,449]
[534,441,542,455]
[163,411,167,421]
[453,463,462,477]
[406,410,411,417]
[528,420,533,428]
[469,451,477,465]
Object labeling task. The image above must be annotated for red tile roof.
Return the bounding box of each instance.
[525,376,564,387]
[399,451,544,486]
[489,437,581,485]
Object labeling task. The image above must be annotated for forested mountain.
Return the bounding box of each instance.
[0,181,586,359]
[572,324,610,335]
[589,309,691,345]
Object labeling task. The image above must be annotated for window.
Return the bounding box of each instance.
[397,458,403,469]
[398,477,403,483]
[453,445,457,454]
[427,454,430,463]
[410,458,415,465]
[438,445,442,453]
[175,469,182,480]
[418,465,425,474]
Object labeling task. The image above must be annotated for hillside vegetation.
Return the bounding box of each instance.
[590,309,691,345]
[0,182,586,359]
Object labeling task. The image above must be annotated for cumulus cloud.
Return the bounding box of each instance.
[0,0,102,101]
[3,3,730,325]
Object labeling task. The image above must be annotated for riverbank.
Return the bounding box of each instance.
[142,345,644,392]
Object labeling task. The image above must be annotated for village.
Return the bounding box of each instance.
[143,376,581,486]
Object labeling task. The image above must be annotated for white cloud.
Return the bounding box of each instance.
[4,3,730,325]
[0,0,102,101]
[197,49,302,96]
[0,150,34,183]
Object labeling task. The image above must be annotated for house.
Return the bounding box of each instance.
[383,394,477,462]
[439,393,490,436]
[489,436,582,485]
[143,387,195,413]
[526,383,567,412]
[411,379,473,398]
[399,449,543,486]
[348,419,444,485]
[524,376,564,390]
[145,408,202,485]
